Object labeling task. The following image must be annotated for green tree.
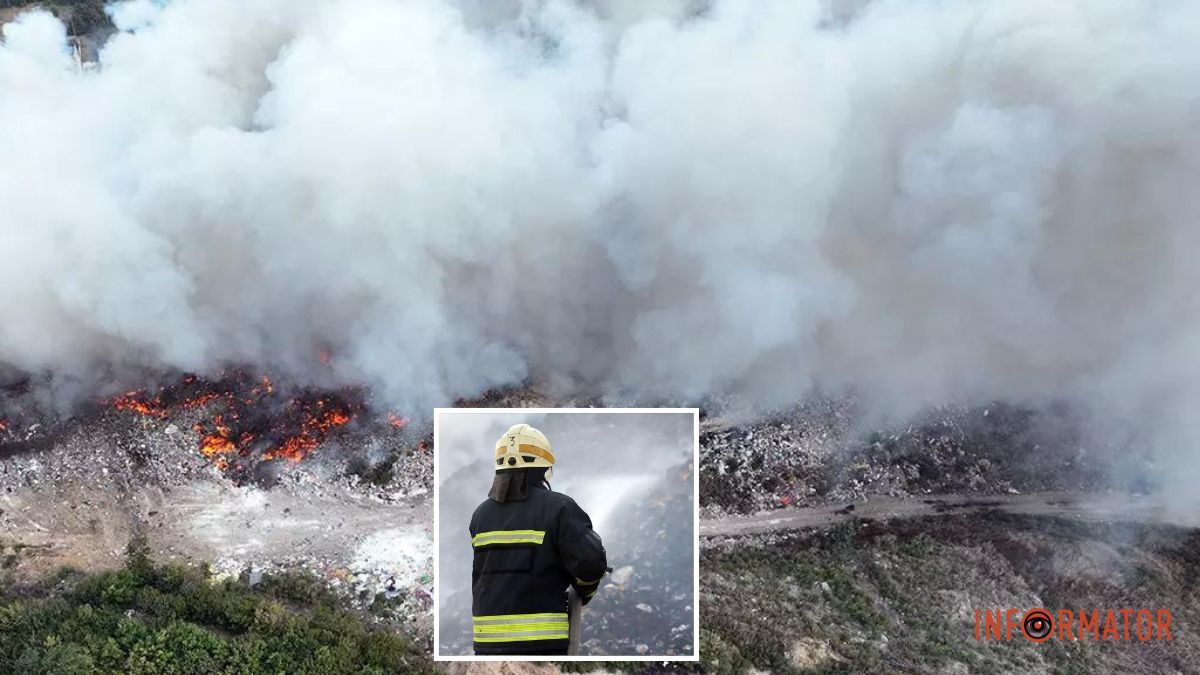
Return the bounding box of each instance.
[13,637,95,675]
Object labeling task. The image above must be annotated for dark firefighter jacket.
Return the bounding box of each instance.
[469,481,607,655]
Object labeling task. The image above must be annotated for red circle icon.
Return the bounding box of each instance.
[1022,608,1054,643]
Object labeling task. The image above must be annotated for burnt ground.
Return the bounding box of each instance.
[0,377,616,662]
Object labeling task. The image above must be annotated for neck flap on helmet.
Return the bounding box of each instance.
[488,467,550,503]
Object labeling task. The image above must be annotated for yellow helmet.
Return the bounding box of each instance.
[494,423,554,470]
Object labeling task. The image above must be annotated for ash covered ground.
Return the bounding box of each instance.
[694,400,1200,675]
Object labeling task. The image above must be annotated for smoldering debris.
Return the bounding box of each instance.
[2,369,431,489]
[3,0,1200,502]
[0,378,436,639]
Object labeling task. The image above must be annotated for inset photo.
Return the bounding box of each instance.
[433,408,698,661]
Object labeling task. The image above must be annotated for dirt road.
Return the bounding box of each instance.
[701,491,1200,537]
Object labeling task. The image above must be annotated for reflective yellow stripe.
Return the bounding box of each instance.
[470,619,568,629]
[574,575,603,585]
[472,629,566,638]
[495,443,555,465]
[473,537,542,546]
[472,619,566,629]
[471,612,570,642]
[472,530,545,547]
[516,444,555,464]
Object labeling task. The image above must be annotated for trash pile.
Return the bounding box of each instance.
[206,526,435,632]
[1,380,437,643]
[700,397,853,514]
[700,399,1149,515]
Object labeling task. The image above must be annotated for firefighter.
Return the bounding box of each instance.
[469,423,608,656]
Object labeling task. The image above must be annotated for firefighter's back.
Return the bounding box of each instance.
[470,486,581,655]
[472,482,609,653]
[469,423,608,655]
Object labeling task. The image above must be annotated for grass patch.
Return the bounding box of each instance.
[0,538,432,675]
[701,538,892,674]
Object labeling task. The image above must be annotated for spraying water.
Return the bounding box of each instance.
[3,0,1200,495]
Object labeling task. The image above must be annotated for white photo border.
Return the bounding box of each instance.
[432,407,702,662]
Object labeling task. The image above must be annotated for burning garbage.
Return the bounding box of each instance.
[104,372,375,477]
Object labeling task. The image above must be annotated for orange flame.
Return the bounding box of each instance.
[111,391,169,417]
[264,403,354,463]
[200,433,235,457]
[106,374,366,472]
[182,392,219,409]
[388,413,408,429]
[111,389,222,417]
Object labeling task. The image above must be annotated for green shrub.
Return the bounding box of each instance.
[0,556,433,675]
[13,637,95,675]
[700,628,749,675]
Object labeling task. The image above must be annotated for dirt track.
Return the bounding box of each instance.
[701,491,1200,537]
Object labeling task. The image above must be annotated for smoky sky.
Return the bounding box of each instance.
[3,1,1200,496]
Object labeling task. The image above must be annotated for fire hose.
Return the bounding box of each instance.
[568,566,614,655]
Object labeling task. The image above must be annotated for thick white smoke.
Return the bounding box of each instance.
[3,1,1200,490]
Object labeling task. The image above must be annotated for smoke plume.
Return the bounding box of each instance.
[3,1,1200,491]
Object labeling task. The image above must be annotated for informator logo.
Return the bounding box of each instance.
[974,608,1173,643]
